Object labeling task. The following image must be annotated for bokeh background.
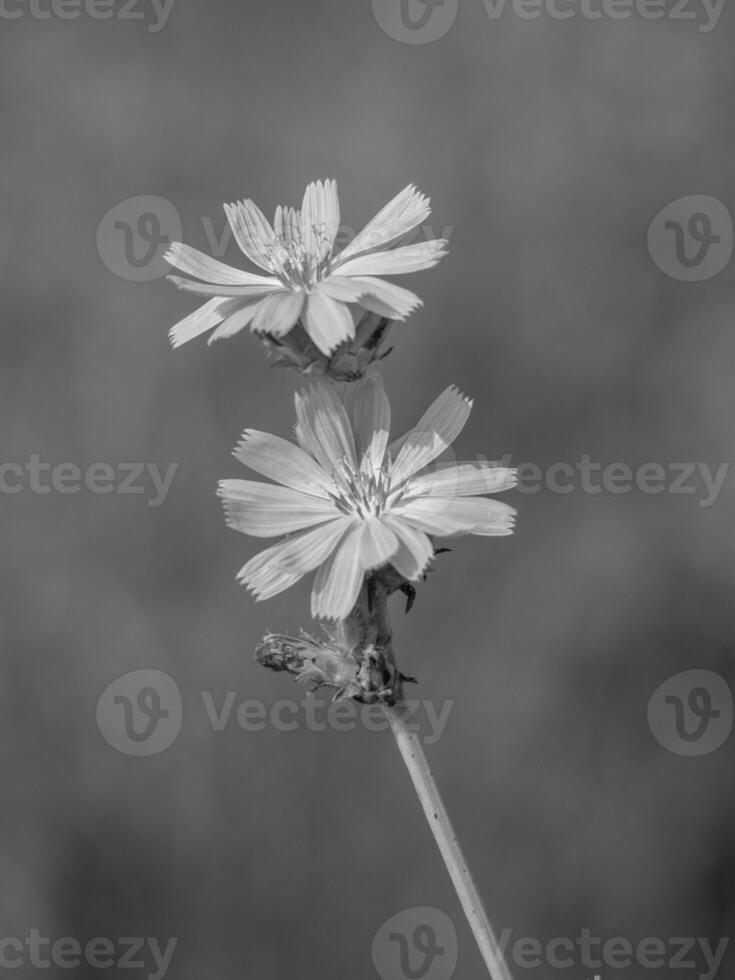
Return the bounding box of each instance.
[1,1,734,977]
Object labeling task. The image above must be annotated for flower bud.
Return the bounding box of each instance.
[259,312,393,381]
[255,631,361,700]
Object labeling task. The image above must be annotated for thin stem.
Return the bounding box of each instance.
[366,583,513,980]
[384,704,513,980]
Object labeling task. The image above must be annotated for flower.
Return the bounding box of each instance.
[165,180,447,355]
[218,374,517,621]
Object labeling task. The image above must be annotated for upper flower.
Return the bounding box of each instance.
[218,374,516,621]
[165,181,447,356]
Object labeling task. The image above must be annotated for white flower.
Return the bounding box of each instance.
[165,180,447,355]
[218,375,516,621]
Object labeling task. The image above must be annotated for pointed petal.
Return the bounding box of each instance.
[340,373,391,474]
[315,276,367,304]
[302,292,355,355]
[169,297,229,348]
[218,480,341,537]
[166,275,282,297]
[233,429,334,497]
[301,179,340,260]
[380,516,434,582]
[405,463,517,498]
[207,300,262,343]
[390,497,516,537]
[164,242,279,286]
[389,387,473,488]
[348,276,422,320]
[251,290,305,337]
[357,517,399,571]
[311,523,365,620]
[224,199,278,271]
[335,240,447,277]
[274,205,301,247]
[237,517,352,600]
[335,184,431,264]
[294,383,357,477]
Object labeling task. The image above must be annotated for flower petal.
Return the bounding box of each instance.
[166,275,283,297]
[233,430,334,497]
[224,199,278,271]
[340,373,391,474]
[315,276,367,304]
[301,179,340,261]
[164,242,279,286]
[380,515,434,582]
[358,517,399,571]
[294,383,357,478]
[335,184,431,264]
[218,480,341,537]
[273,205,300,247]
[390,497,516,537]
[207,300,262,344]
[348,276,422,320]
[335,240,448,277]
[237,517,353,600]
[251,290,305,337]
[311,523,365,620]
[169,297,230,348]
[302,292,355,355]
[389,387,473,488]
[405,463,517,498]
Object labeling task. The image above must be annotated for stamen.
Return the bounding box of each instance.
[264,223,335,291]
[329,454,391,520]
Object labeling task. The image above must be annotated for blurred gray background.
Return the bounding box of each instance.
[1,1,734,978]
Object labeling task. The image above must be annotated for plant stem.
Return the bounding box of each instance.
[383,703,514,980]
[367,583,513,980]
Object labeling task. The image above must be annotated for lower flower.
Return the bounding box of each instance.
[218,373,517,621]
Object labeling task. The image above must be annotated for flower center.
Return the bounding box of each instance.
[331,459,392,520]
[266,226,333,291]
